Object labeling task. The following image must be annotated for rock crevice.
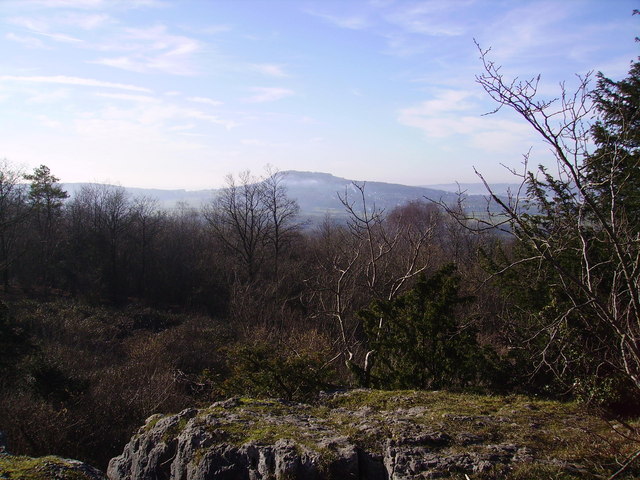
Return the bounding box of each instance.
[108,391,589,480]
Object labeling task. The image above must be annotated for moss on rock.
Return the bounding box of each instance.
[108,389,640,479]
[0,454,106,480]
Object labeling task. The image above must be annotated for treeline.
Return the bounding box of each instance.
[1,55,639,470]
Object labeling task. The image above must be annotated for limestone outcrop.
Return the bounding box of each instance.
[0,452,106,480]
[108,390,610,479]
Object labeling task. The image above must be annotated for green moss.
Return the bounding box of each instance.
[139,414,163,434]
[0,455,102,480]
[161,417,189,442]
[150,390,640,479]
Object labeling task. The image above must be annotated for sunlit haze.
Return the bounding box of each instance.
[1,0,638,189]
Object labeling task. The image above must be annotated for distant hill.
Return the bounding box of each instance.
[278,171,463,221]
[424,182,522,196]
[62,171,501,223]
[61,183,217,210]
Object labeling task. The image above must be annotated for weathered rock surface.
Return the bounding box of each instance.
[107,390,625,480]
[0,452,106,480]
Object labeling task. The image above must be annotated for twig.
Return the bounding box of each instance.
[608,449,640,480]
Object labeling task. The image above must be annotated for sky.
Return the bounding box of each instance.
[0,0,638,190]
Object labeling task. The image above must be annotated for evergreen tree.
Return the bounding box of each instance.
[24,165,68,287]
[475,45,640,404]
[359,264,488,390]
[587,60,640,228]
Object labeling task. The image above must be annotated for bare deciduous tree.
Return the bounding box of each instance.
[470,42,640,394]
[204,171,270,281]
[204,168,302,284]
[306,183,436,385]
[0,161,28,291]
[261,166,301,280]
[67,184,133,301]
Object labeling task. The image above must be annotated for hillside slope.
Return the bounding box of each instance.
[62,171,498,223]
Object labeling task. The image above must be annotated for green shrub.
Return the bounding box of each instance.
[220,341,337,401]
[359,264,499,390]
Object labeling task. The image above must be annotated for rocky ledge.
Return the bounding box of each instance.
[107,389,637,479]
[0,453,106,480]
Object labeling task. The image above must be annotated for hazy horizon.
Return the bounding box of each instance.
[56,169,519,194]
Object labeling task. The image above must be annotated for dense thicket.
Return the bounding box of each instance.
[1,50,639,470]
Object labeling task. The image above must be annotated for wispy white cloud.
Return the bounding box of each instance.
[11,12,110,30]
[250,63,289,78]
[76,101,239,135]
[92,56,145,71]
[479,1,573,65]
[401,90,478,120]
[59,13,111,29]
[184,108,237,128]
[306,0,471,58]
[34,30,83,43]
[243,87,295,103]
[8,16,50,31]
[91,24,201,75]
[0,75,152,92]
[241,138,290,148]
[8,15,85,43]
[187,96,223,107]
[27,88,71,104]
[384,1,470,36]
[398,89,539,157]
[168,123,197,132]
[15,0,165,9]
[95,92,159,103]
[186,24,232,35]
[306,10,370,30]
[5,32,49,49]
[369,0,397,6]
[15,0,107,8]
[380,32,429,57]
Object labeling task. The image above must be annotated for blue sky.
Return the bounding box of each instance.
[0,0,637,189]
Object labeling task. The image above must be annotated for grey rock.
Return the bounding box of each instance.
[0,453,106,480]
[107,395,555,480]
[456,433,484,445]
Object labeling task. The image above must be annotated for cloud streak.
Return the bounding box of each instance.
[5,32,49,49]
[187,96,223,107]
[243,87,295,103]
[91,25,201,75]
[398,89,536,154]
[15,0,165,9]
[0,75,152,92]
[250,64,289,78]
[305,10,370,30]
[95,92,159,103]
